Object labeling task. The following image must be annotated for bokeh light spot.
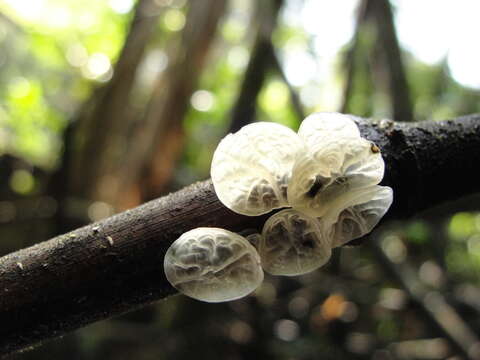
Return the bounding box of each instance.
[274,319,299,341]
[163,9,185,32]
[191,90,215,112]
[10,169,35,195]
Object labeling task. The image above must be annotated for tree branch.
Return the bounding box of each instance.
[1,114,480,356]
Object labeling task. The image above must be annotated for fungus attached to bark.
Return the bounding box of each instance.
[288,113,385,218]
[211,122,304,216]
[164,228,264,302]
[259,209,332,276]
[208,112,393,280]
[324,185,393,247]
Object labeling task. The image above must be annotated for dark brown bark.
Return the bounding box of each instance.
[1,114,480,356]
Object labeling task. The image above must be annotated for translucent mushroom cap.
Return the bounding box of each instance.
[211,122,304,216]
[325,185,394,247]
[288,113,385,218]
[259,209,332,276]
[298,112,361,148]
[164,227,264,302]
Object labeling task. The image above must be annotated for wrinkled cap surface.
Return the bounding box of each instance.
[211,122,304,216]
[324,185,393,247]
[164,227,264,302]
[288,117,385,218]
[259,209,332,276]
[298,112,361,148]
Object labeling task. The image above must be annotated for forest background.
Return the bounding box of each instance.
[1,0,480,359]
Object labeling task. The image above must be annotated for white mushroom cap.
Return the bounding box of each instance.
[298,112,361,148]
[211,122,305,216]
[164,227,264,302]
[259,209,332,276]
[288,115,385,218]
[325,185,393,247]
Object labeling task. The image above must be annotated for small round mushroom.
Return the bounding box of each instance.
[164,228,264,302]
[288,124,385,218]
[211,122,305,216]
[259,209,332,276]
[325,185,393,247]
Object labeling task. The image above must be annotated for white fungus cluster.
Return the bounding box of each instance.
[164,112,393,302]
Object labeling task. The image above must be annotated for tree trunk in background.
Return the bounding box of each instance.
[269,44,305,122]
[341,0,374,116]
[369,0,413,121]
[116,0,226,207]
[342,0,413,121]
[228,0,283,133]
[71,0,165,203]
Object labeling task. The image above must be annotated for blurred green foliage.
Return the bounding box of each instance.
[0,0,130,168]
[405,221,431,245]
[2,0,480,174]
[447,212,480,280]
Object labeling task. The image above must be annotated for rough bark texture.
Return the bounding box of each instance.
[1,114,480,357]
